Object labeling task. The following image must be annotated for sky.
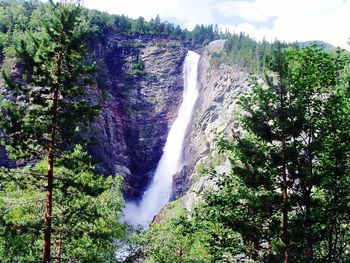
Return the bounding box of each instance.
[81,0,350,50]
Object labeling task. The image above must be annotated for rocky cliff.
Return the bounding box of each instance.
[84,37,253,204]
[86,35,187,200]
[0,36,252,204]
[172,40,253,204]
[0,34,187,201]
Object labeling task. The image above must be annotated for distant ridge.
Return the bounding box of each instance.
[297,40,336,51]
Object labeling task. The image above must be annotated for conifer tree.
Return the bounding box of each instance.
[0,146,125,262]
[0,1,98,261]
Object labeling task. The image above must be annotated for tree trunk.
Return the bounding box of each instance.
[43,51,62,263]
[279,65,289,263]
[305,189,313,259]
[305,123,314,260]
[282,129,289,263]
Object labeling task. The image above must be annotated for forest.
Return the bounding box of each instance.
[0,0,349,262]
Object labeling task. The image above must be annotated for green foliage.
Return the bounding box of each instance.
[0,1,125,261]
[0,145,125,262]
[197,45,350,262]
[0,0,261,58]
[131,59,145,76]
[284,46,350,262]
[137,216,212,263]
[135,199,248,263]
[216,34,293,73]
[0,0,99,160]
[0,0,36,58]
[192,201,248,263]
[191,24,217,46]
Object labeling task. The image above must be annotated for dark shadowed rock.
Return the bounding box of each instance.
[0,146,16,168]
[86,36,186,200]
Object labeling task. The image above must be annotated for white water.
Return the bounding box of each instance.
[123,51,200,226]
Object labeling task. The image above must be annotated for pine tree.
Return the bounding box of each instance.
[265,44,290,262]
[0,1,99,261]
[227,43,291,261]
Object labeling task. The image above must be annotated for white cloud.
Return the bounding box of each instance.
[216,0,350,50]
[214,0,345,22]
[219,23,275,41]
[214,0,273,22]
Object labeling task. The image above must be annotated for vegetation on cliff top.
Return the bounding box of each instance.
[0,0,302,72]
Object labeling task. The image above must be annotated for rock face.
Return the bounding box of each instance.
[87,36,187,200]
[0,36,252,205]
[172,40,253,200]
[0,147,15,168]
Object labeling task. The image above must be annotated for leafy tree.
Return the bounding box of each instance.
[136,214,211,263]
[114,15,132,35]
[198,45,350,262]
[315,81,350,262]
[219,34,294,73]
[83,8,114,43]
[163,22,175,37]
[132,16,146,35]
[190,24,216,46]
[135,197,245,263]
[149,15,163,35]
[141,220,207,262]
[0,1,99,261]
[285,46,350,262]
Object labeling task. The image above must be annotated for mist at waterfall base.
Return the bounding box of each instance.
[123,51,200,226]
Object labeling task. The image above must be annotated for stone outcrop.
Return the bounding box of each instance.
[0,147,15,168]
[172,40,253,202]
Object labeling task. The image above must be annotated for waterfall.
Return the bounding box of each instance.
[123,51,200,226]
